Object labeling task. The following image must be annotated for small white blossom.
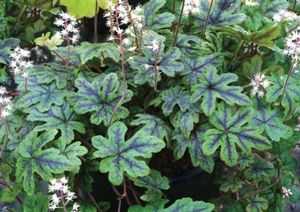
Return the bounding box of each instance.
[243,0,259,6]
[149,39,160,52]
[183,0,200,15]
[250,73,271,97]
[9,47,32,79]
[48,176,80,211]
[0,86,13,119]
[54,12,80,45]
[273,10,298,22]
[72,202,80,212]
[282,186,293,198]
[284,27,300,61]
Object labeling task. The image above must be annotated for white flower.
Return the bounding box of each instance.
[282,186,293,198]
[150,40,160,52]
[48,176,78,210]
[183,0,200,15]
[9,47,32,79]
[66,191,76,202]
[250,73,271,97]
[243,0,259,6]
[284,27,300,61]
[0,86,7,95]
[72,202,80,212]
[51,194,60,205]
[273,10,298,22]
[54,12,80,45]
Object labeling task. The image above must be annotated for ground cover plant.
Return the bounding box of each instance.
[1,0,300,211]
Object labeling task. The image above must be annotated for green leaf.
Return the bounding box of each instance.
[191,69,251,115]
[220,178,243,193]
[244,158,275,180]
[34,32,63,50]
[266,74,300,114]
[23,193,49,212]
[195,0,246,29]
[157,86,190,116]
[78,42,120,64]
[203,103,271,166]
[15,76,66,112]
[92,121,165,185]
[129,198,214,212]
[143,0,175,30]
[0,184,21,202]
[251,101,292,141]
[176,34,202,56]
[130,114,171,140]
[16,130,72,195]
[246,196,268,212]
[57,140,88,173]
[172,103,200,138]
[27,64,67,89]
[181,54,220,84]
[25,102,85,144]
[162,198,215,212]
[60,0,98,18]
[130,47,184,86]
[132,170,169,202]
[173,128,215,173]
[71,73,132,126]
[0,38,19,64]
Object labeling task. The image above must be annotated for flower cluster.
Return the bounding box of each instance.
[284,27,300,61]
[281,186,293,198]
[0,86,13,119]
[105,0,144,52]
[54,12,80,44]
[183,0,200,15]
[250,73,271,97]
[48,176,80,211]
[9,47,32,79]
[243,0,259,6]
[273,10,299,22]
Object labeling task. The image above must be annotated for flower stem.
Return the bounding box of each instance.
[203,0,214,37]
[172,0,185,46]
[280,60,296,103]
[109,6,128,125]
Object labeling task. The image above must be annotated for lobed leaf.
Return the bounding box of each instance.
[173,128,215,173]
[71,73,132,126]
[15,76,66,112]
[24,102,85,144]
[191,69,251,115]
[92,121,165,185]
[16,130,72,195]
[203,103,271,166]
[130,114,171,140]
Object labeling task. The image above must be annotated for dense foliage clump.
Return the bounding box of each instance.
[1,0,300,211]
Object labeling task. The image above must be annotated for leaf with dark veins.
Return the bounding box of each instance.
[24,102,85,144]
[173,128,215,173]
[191,69,251,115]
[181,54,220,84]
[130,114,171,140]
[16,130,73,195]
[70,73,132,126]
[92,122,165,185]
[16,76,66,112]
[203,103,271,166]
[250,101,292,141]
